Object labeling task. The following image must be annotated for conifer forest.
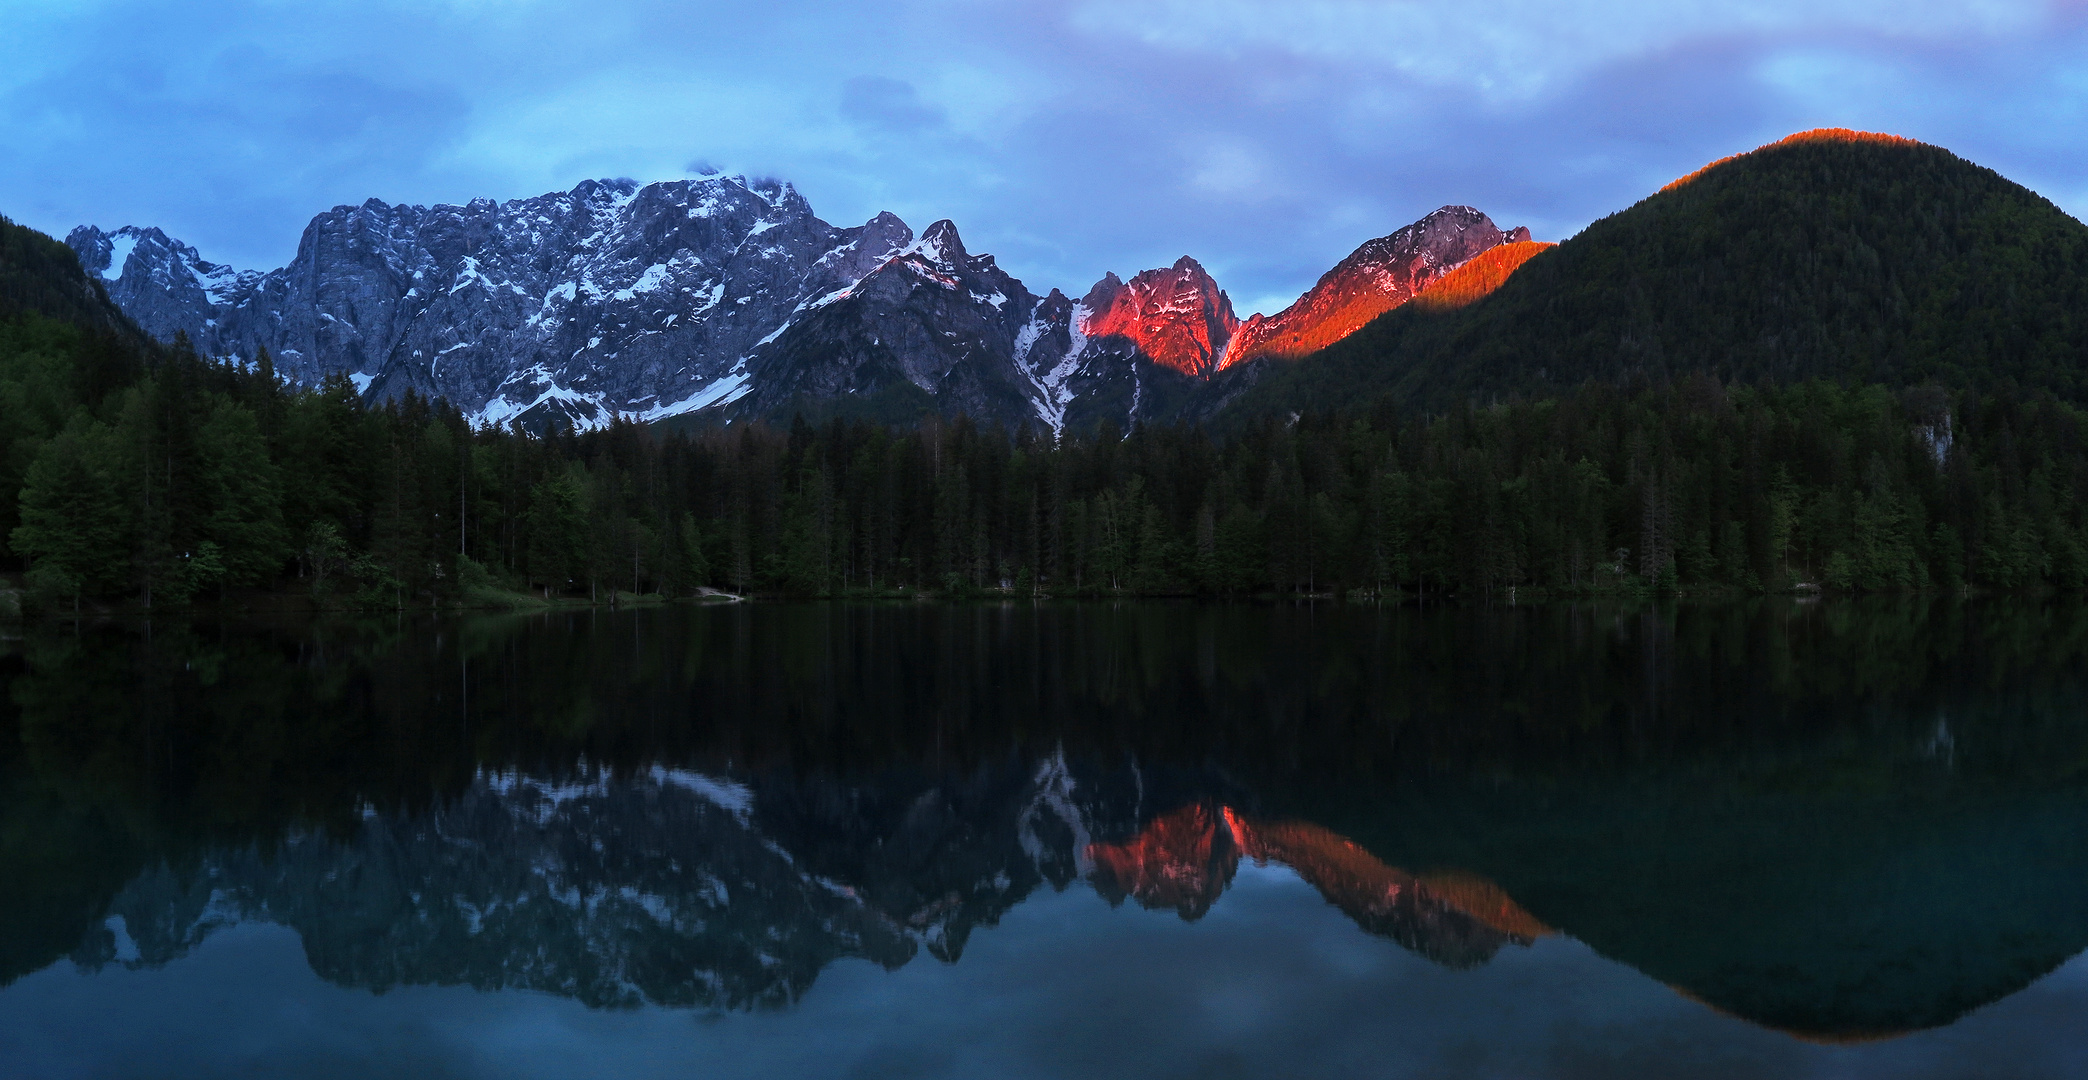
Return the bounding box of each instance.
[5,309,2085,611]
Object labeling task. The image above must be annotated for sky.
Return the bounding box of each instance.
[4,0,2086,317]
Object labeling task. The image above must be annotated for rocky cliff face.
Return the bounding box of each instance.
[65,224,256,349]
[735,219,1047,426]
[70,187,1530,433]
[70,177,917,429]
[1079,257,1240,379]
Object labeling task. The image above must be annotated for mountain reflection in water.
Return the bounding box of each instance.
[4,598,2088,1064]
[78,758,1550,1015]
[1087,804,1550,967]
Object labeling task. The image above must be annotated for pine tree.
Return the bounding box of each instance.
[12,415,131,604]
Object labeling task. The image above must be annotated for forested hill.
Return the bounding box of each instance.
[0,214,151,347]
[1217,130,2088,421]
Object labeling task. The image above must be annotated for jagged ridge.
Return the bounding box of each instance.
[68,188,1532,433]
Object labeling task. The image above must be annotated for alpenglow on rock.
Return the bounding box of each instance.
[1224,206,1530,368]
[72,183,1535,433]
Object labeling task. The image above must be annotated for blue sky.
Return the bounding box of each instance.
[5,0,2086,316]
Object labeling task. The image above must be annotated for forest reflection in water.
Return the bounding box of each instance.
[4,597,2088,1074]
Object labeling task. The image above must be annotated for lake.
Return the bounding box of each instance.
[4,599,2087,1079]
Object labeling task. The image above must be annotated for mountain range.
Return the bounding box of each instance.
[57,129,2088,435]
[65,181,1532,433]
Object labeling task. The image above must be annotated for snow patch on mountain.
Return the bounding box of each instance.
[635,367,753,422]
[1021,300,1086,435]
[101,232,137,280]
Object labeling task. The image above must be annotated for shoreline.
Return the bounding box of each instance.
[0,580,2054,624]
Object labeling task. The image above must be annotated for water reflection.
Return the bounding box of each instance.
[1088,804,1554,966]
[4,598,2088,1059]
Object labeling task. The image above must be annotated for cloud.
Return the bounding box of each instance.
[1,0,2083,309]
[840,77,948,134]
[1066,0,2047,96]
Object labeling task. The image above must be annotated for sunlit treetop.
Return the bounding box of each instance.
[1409,240,1556,312]
[1661,129,1928,193]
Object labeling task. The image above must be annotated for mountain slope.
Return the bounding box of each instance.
[1407,240,1555,312]
[1227,129,2088,420]
[65,225,254,349]
[1225,206,1527,367]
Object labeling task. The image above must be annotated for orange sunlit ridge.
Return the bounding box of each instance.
[1661,128,1926,193]
[1215,240,1551,370]
[1220,278,1422,369]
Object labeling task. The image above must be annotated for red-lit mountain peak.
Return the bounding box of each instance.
[1078,256,1241,378]
[1222,206,1529,369]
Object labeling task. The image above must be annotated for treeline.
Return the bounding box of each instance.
[3,310,2087,608]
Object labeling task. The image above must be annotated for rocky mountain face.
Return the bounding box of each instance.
[1225,206,1530,368]
[70,184,1532,433]
[733,219,1048,426]
[64,225,255,349]
[70,176,916,430]
[1080,257,1241,379]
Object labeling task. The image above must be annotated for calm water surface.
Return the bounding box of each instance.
[4,599,2088,1079]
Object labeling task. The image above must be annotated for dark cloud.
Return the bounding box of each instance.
[2,0,2081,313]
[840,76,947,134]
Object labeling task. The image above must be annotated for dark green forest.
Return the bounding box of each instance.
[4,298,2086,609]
